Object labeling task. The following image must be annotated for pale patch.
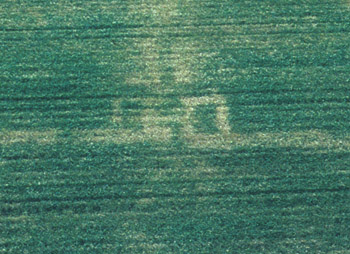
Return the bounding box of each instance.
[135,198,157,212]
[303,16,317,21]
[138,243,168,252]
[139,125,172,142]
[111,99,123,124]
[124,232,147,241]
[125,38,162,87]
[78,128,171,143]
[195,182,218,193]
[3,5,49,28]
[0,130,58,144]
[30,7,49,27]
[150,1,179,21]
[0,215,29,222]
[126,0,200,92]
[174,50,218,84]
[20,70,51,79]
[240,130,350,150]
[183,133,236,149]
[181,93,227,107]
[136,198,155,205]
[141,109,181,124]
[216,106,231,136]
[171,43,198,84]
[78,126,350,150]
[129,0,179,22]
[343,0,350,9]
[173,59,194,83]
[125,1,178,89]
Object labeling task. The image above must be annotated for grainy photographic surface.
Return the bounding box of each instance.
[1,0,350,253]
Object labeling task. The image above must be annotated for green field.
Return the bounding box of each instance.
[1,0,350,253]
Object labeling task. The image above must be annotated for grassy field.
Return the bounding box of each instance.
[1,0,350,253]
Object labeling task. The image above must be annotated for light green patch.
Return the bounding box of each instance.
[0,4,48,28]
[77,127,171,144]
[0,215,29,223]
[123,231,147,241]
[128,0,179,23]
[242,130,350,150]
[0,130,59,144]
[171,41,199,85]
[343,0,350,8]
[125,0,202,96]
[19,70,52,80]
[138,243,168,252]
[136,198,156,206]
[125,38,163,87]
[125,1,178,90]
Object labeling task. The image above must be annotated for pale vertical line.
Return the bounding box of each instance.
[216,105,231,136]
[111,99,122,124]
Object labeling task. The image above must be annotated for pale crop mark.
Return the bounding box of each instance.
[344,0,350,9]
[327,250,350,254]
[171,41,198,85]
[140,107,174,141]
[179,93,350,150]
[2,127,347,151]
[125,1,179,90]
[241,130,350,150]
[139,243,168,251]
[108,93,350,149]
[0,130,58,144]
[78,127,171,144]
[0,215,29,223]
[2,4,49,28]
[111,99,123,124]
[125,0,200,94]
[216,105,231,136]
[136,198,156,206]
[123,232,147,241]
[129,0,179,23]
[125,38,163,87]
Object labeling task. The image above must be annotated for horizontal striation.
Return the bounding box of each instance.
[1,0,350,253]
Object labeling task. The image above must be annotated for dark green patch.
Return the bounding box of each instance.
[118,99,143,130]
[193,104,219,134]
